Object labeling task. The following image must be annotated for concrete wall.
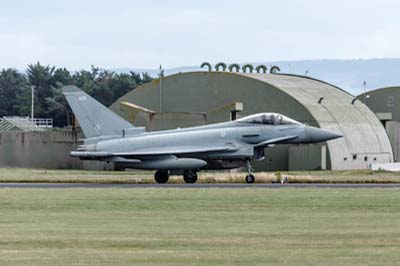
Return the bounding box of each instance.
[289,144,326,171]
[386,121,400,162]
[0,130,112,170]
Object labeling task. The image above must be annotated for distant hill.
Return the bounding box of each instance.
[113,58,400,96]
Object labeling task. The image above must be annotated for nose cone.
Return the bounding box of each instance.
[305,126,343,143]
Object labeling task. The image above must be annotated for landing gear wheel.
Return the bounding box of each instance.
[245,174,255,184]
[155,170,169,184]
[245,159,255,184]
[183,170,198,183]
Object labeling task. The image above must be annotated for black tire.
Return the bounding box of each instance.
[183,170,198,183]
[245,174,255,184]
[155,170,169,184]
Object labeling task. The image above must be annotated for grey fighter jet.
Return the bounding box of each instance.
[63,86,342,184]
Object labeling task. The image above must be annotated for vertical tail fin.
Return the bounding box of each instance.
[62,85,136,138]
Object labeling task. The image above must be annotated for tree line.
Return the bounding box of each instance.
[0,62,152,127]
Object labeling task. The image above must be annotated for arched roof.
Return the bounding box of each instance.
[358,86,400,96]
[243,73,393,169]
[111,71,393,169]
[357,86,400,122]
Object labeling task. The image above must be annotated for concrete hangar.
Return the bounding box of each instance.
[357,87,400,162]
[109,64,393,171]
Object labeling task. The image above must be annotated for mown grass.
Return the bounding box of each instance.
[0,187,399,265]
[0,168,400,183]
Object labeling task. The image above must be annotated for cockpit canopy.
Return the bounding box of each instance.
[237,113,301,125]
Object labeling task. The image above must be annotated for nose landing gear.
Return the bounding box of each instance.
[245,160,255,184]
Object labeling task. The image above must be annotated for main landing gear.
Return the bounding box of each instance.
[154,170,198,184]
[154,170,169,184]
[183,170,198,183]
[245,160,255,184]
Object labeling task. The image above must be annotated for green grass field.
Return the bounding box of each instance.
[0,187,399,265]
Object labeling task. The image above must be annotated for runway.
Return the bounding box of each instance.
[0,183,400,189]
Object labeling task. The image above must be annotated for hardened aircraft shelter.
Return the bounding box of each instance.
[110,71,393,171]
[357,87,400,162]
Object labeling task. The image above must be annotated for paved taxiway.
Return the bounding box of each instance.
[0,183,400,189]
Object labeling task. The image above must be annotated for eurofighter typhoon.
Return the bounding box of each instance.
[63,86,342,183]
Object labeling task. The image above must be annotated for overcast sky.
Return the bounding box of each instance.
[1,0,399,70]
